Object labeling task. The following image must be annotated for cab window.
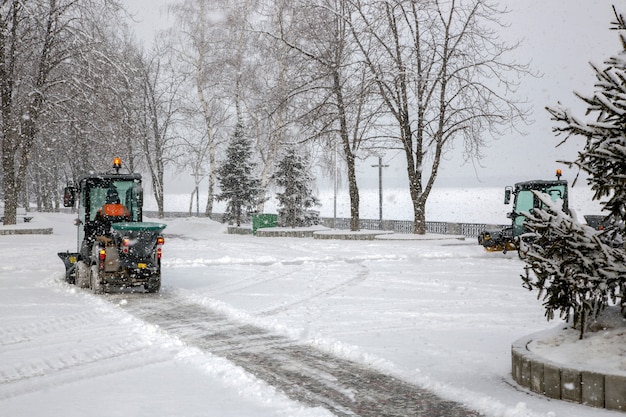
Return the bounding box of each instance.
[87,181,140,221]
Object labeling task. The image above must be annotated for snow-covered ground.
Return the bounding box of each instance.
[1,192,623,417]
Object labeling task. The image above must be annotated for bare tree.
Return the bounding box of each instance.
[51,26,146,181]
[347,0,532,233]
[168,0,234,218]
[246,10,288,212]
[168,0,283,218]
[138,44,183,218]
[0,0,86,224]
[221,0,293,214]
[263,0,380,231]
[0,0,137,222]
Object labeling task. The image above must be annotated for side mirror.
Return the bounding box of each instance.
[504,186,512,205]
[63,186,77,207]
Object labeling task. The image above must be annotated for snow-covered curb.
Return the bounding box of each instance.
[374,232,465,241]
[251,225,467,241]
[512,327,626,411]
[0,227,53,235]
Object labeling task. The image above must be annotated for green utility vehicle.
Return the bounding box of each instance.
[58,158,166,293]
[478,171,569,254]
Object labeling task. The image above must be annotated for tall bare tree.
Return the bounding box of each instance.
[168,0,233,218]
[0,0,135,222]
[348,0,532,233]
[138,44,183,218]
[55,27,145,178]
[264,0,380,231]
[0,0,83,224]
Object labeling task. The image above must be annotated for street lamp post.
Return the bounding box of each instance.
[371,156,389,228]
[192,171,206,217]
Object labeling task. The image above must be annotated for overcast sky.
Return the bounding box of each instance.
[124,0,620,190]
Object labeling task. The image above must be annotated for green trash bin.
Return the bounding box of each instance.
[252,213,278,235]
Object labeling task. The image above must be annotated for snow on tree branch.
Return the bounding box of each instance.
[521,192,626,339]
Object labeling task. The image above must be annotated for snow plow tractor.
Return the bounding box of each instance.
[478,170,569,254]
[58,158,166,293]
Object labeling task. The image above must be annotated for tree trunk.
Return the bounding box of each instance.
[189,188,196,216]
[142,67,167,220]
[333,70,360,231]
[0,125,18,224]
[2,164,17,225]
[154,166,164,219]
[205,157,215,218]
[407,165,426,234]
[196,78,216,219]
[235,204,242,227]
[412,198,426,235]
[257,57,288,214]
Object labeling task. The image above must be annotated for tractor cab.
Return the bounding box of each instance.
[506,178,569,238]
[62,159,144,262]
[478,170,569,253]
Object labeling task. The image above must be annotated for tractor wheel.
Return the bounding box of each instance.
[90,265,104,294]
[75,261,90,289]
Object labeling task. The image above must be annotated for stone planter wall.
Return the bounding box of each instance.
[0,227,53,235]
[512,332,626,411]
[256,229,317,238]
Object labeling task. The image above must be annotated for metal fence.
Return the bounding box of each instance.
[143,211,504,238]
[316,217,503,237]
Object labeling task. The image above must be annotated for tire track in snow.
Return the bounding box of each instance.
[0,307,172,400]
[200,267,300,297]
[257,263,370,317]
[0,310,103,346]
[164,252,397,299]
[0,347,172,400]
[114,293,482,417]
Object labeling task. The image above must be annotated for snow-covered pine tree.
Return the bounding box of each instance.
[523,7,626,338]
[546,6,626,239]
[216,123,263,226]
[274,147,320,228]
[521,193,626,339]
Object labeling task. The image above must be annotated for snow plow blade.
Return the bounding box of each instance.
[482,243,517,253]
[478,229,516,253]
[58,251,80,284]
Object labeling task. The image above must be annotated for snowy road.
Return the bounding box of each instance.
[113,292,479,417]
[1,213,621,417]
